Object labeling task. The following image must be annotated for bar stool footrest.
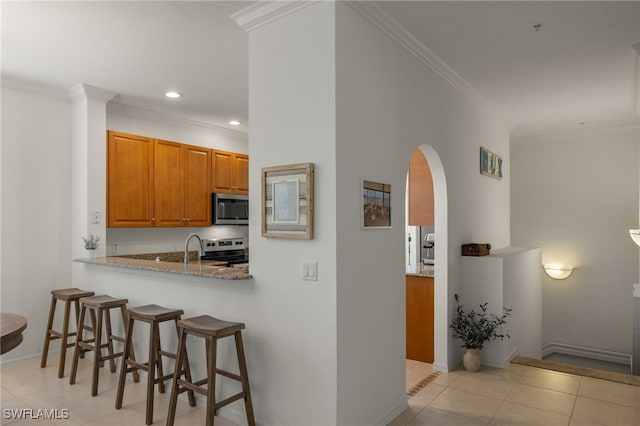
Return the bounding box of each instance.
[216,368,242,382]
[215,392,246,411]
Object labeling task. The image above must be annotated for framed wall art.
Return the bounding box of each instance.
[262,163,314,239]
[480,146,503,180]
[361,179,391,229]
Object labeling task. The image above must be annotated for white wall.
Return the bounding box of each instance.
[512,128,640,359]
[335,4,511,424]
[1,80,72,364]
[461,248,542,367]
[247,3,338,424]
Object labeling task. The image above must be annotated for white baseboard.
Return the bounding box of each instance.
[542,341,631,366]
[0,352,42,368]
[373,397,408,426]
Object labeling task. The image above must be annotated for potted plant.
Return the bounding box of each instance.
[449,293,511,371]
[82,234,100,258]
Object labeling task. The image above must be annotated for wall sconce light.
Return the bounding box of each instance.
[543,264,574,280]
[629,229,640,247]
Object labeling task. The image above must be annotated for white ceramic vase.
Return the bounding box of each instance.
[463,348,481,372]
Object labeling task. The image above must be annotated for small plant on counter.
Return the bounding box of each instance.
[449,293,511,350]
[82,234,100,250]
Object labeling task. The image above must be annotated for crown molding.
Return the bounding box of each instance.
[346,2,502,119]
[232,0,321,32]
[512,124,640,145]
[67,84,116,103]
[1,75,68,101]
[107,102,248,138]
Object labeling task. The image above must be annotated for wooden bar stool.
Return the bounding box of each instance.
[40,288,95,378]
[69,294,139,396]
[115,304,196,425]
[166,315,255,426]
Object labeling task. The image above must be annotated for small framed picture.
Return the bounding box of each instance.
[262,163,314,239]
[480,146,503,180]
[361,179,391,229]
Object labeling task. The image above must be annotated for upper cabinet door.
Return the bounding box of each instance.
[107,131,155,227]
[233,153,249,195]
[183,145,211,227]
[408,148,434,226]
[212,150,233,193]
[154,139,184,227]
[212,149,248,195]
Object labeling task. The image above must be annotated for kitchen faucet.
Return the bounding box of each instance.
[184,233,205,267]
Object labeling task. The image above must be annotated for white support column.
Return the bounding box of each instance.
[68,84,115,273]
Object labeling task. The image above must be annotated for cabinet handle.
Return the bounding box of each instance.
[151,217,156,222]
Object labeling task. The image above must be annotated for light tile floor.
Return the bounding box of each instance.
[1,349,239,426]
[3,354,640,425]
[394,359,640,426]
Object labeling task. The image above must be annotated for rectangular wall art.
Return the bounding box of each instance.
[361,180,391,229]
[262,163,314,239]
[480,146,503,180]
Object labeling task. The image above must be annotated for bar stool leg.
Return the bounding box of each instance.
[69,304,87,385]
[145,320,159,425]
[154,323,166,394]
[104,309,117,373]
[40,295,57,368]
[174,318,196,407]
[91,307,104,397]
[120,305,140,383]
[57,300,72,378]
[166,328,188,426]
[235,332,255,426]
[74,299,86,360]
[115,316,135,410]
[205,335,216,426]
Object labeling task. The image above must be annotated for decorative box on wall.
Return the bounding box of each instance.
[461,243,491,256]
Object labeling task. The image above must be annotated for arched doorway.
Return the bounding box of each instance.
[405,145,449,374]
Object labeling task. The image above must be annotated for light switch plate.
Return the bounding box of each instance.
[302,261,317,281]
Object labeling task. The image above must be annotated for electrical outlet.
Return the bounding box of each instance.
[301,261,317,281]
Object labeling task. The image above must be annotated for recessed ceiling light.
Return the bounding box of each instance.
[165,91,181,98]
[229,120,240,126]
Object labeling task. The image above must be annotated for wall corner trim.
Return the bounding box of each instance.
[232,0,321,32]
[67,84,116,104]
[346,2,504,121]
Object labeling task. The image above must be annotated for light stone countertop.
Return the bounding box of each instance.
[75,256,252,280]
[406,264,435,277]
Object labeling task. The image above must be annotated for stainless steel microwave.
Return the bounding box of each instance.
[212,193,249,225]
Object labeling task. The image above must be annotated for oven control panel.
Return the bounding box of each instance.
[202,238,245,252]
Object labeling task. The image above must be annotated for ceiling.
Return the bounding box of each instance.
[3,1,639,138]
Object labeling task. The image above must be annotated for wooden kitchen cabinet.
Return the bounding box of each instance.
[211,149,248,195]
[406,275,434,363]
[182,144,212,226]
[154,139,211,227]
[107,131,155,227]
[408,148,434,226]
[107,131,211,228]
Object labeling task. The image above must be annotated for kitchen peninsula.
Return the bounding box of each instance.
[75,256,251,280]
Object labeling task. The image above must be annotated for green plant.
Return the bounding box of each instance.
[82,234,100,250]
[449,293,511,350]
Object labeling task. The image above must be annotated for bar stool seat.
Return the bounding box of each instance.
[166,315,255,426]
[41,288,95,378]
[69,294,139,396]
[116,304,195,425]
